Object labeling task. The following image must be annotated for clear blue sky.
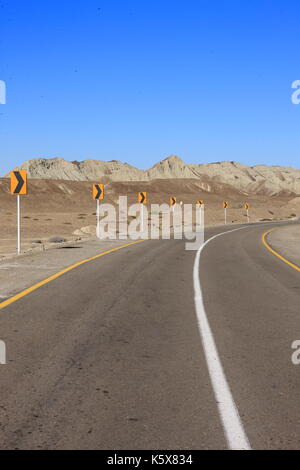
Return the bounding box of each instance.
[1,0,300,175]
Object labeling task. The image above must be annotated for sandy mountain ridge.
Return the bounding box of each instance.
[7,154,300,196]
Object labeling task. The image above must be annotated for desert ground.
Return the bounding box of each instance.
[0,176,299,258]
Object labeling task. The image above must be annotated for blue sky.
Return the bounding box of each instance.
[0,0,300,175]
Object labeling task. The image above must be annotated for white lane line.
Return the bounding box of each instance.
[193,226,251,450]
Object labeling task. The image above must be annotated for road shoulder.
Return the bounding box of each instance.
[0,238,139,302]
[265,224,300,269]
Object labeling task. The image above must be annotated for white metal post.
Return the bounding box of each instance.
[199,205,202,228]
[247,209,249,224]
[197,205,201,230]
[96,199,100,238]
[17,194,21,254]
[224,207,227,225]
[141,204,144,235]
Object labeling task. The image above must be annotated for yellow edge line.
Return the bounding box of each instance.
[262,227,300,272]
[0,239,146,310]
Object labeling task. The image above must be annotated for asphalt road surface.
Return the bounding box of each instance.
[0,222,300,450]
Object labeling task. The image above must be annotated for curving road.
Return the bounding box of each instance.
[0,222,299,449]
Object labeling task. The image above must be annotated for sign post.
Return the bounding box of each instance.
[92,184,104,238]
[244,203,250,223]
[223,201,228,225]
[196,200,204,228]
[170,196,176,214]
[10,170,27,254]
[138,192,147,234]
[17,195,21,254]
[96,199,100,238]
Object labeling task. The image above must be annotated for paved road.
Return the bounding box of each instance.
[0,222,299,449]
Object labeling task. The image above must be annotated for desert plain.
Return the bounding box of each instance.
[0,175,299,258]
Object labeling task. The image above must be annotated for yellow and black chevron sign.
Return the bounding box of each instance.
[10,170,27,195]
[138,192,147,204]
[93,184,104,200]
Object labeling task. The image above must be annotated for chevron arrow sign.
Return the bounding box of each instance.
[93,184,104,200]
[10,170,27,195]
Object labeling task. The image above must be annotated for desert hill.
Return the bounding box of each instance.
[6,155,300,196]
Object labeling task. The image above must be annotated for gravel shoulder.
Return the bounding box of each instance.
[267,223,300,267]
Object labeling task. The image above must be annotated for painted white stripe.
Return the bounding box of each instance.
[193,226,251,450]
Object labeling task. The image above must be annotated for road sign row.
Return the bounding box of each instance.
[9,173,250,210]
[8,171,252,253]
